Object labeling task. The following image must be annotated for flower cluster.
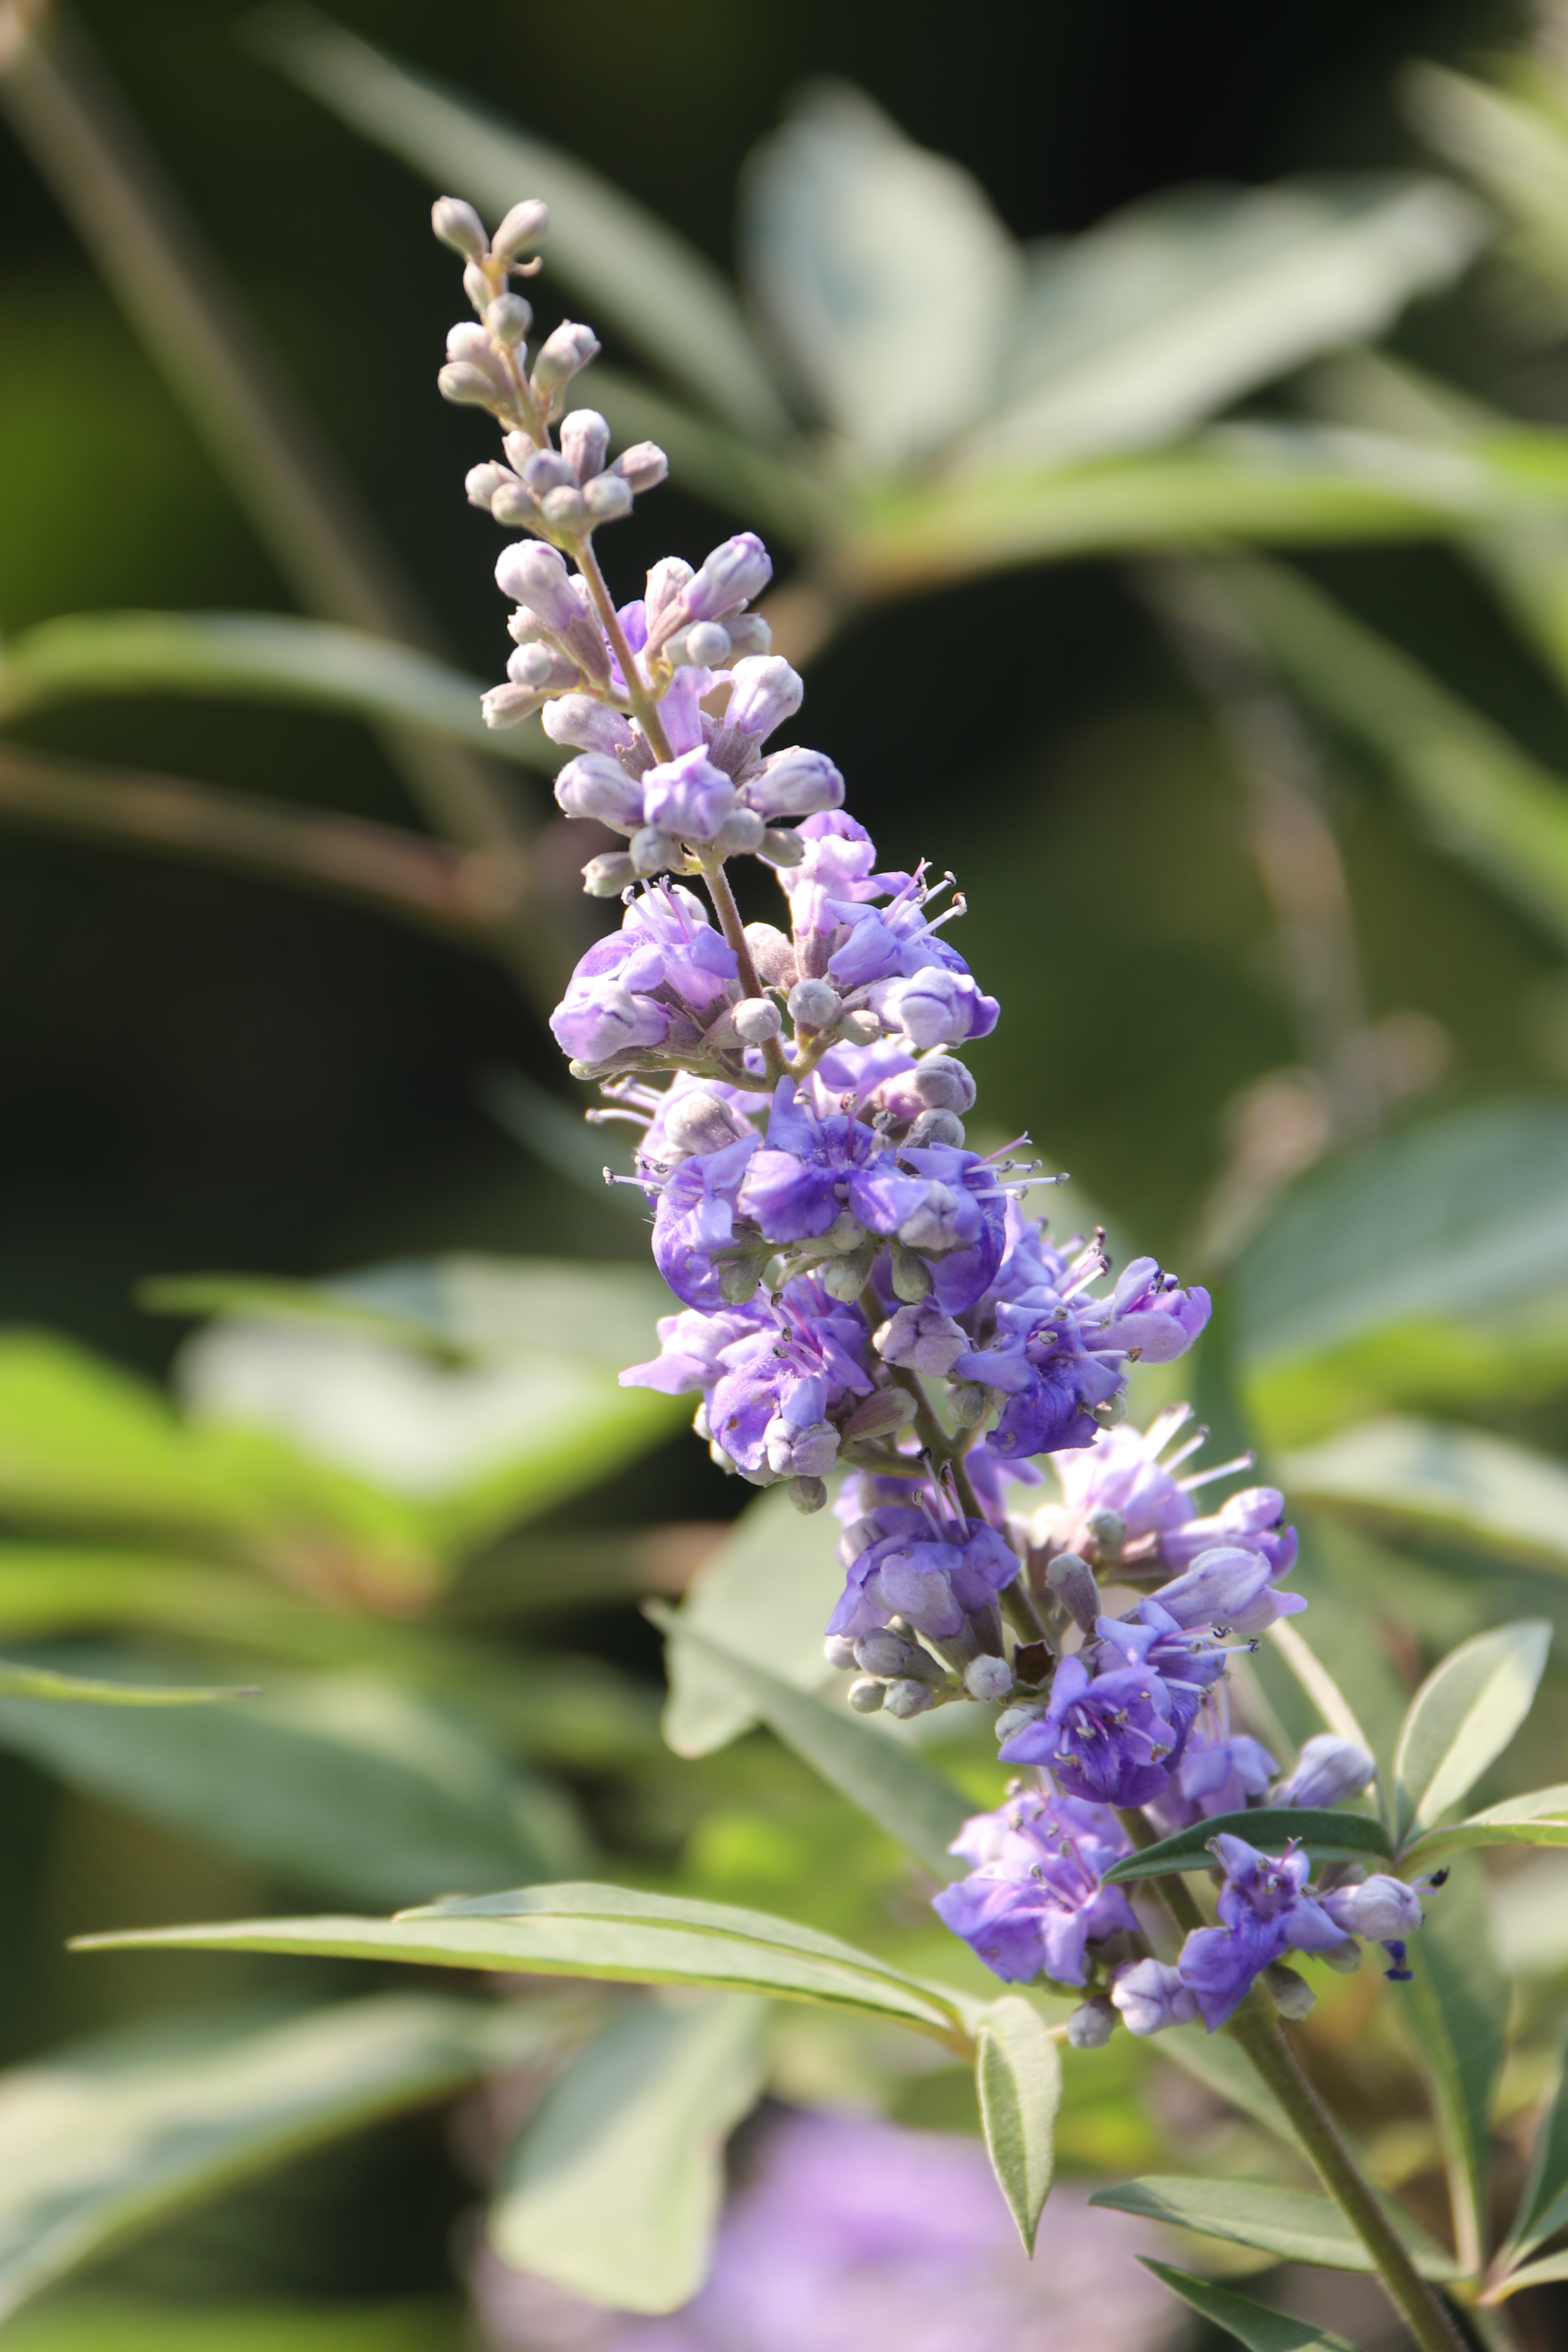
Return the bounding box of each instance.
[434,192,1428,2044]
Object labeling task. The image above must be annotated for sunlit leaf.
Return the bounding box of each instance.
[1406,61,1568,325]
[0,1660,587,1906]
[1399,1861,1506,2276]
[1493,2246,1568,2296]
[0,1657,251,1704]
[658,1485,847,1758]
[0,2297,459,2350]
[1284,1417,1568,1573]
[1393,1622,1551,1842]
[73,1901,976,2051]
[1140,2260,1365,2352]
[653,1609,970,1880]
[0,1993,554,2323]
[962,176,1483,472]
[490,1993,764,2312]
[0,610,553,768]
[1088,2176,1458,2276]
[257,10,789,440]
[739,82,1020,465]
[975,1995,1060,2254]
[1501,2023,1568,2266]
[1101,1809,1392,1887]
[1400,1785,1568,1872]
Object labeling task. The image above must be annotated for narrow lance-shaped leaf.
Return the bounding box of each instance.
[490,1994,764,2313]
[1499,2024,1568,2267]
[652,1608,971,1880]
[73,1895,978,2052]
[1400,1784,1568,1873]
[1393,1620,1551,1842]
[0,1993,560,2325]
[1088,2178,1459,2278]
[1140,2259,1366,2352]
[0,1659,254,1705]
[1400,1860,1507,2279]
[974,1996,1061,2255]
[1101,1808,1393,1887]
[0,612,555,769]
[1284,1416,1568,1573]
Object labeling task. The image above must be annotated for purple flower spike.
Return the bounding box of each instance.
[1000,1650,1178,1808]
[932,1789,1137,1986]
[643,748,739,844]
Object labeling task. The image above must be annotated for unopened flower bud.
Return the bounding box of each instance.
[533,321,601,394]
[719,1258,763,1305]
[432,195,488,259]
[746,748,844,821]
[824,1635,858,1671]
[949,1380,989,1426]
[1321,1938,1363,1975]
[645,555,694,629]
[486,293,532,345]
[522,449,575,494]
[554,753,646,830]
[789,1474,828,1514]
[541,484,589,532]
[481,681,543,728]
[1047,1554,1102,1633]
[1274,1735,1376,1811]
[1263,1962,1316,2020]
[1067,1996,1117,2050]
[630,825,678,876]
[560,409,611,483]
[964,1655,1013,1702]
[875,1303,968,1376]
[581,852,637,896]
[492,197,549,262]
[492,480,540,526]
[465,461,514,510]
[722,613,772,657]
[994,1701,1048,1744]
[842,1388,918,1440]
[884,1243,931,1304]
[676,532,773,628]
[583,474,634,522]
[541,695,635,755]
[884,1678,936,1720]
[1092,1392,1128,1429]
[1321,1875,1424,1942]
[855,1629,920,1677]
[848,1677,885,1713]
[612,441,669,494]
[438,362,503,410]
[760,828,806,867]
[822,1249,875,1303]
[744,924,797,985]
[911,1057,977,1114]
[495,540,581,633]
[715,808,766,857]
[837,1010,882,1045]
[1084,1507,1125,1561]
[508,642,578,692]
[663,1090,753,1158]
[788,978,840,1030]
[685,622,733,667]
[732,996,782,1044]
[727,655,804,741]
[904,1109,965,1149]
[463,260,494,313]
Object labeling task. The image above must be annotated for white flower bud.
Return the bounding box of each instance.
[561,409,611,483]
[836,1009,882,1046]
[760,828,805,867]
[533,321,601,394]
[630,826,678,876]
[1046,1553,1102,1634]
[715,808,766,857]
[481,681,543,728]
[663,1090,754,1157]
[824,1635,858,1672]
[581,852,637,896]
[949,1381,989,1426]
[463,260,494,313]
[788,978,840,1030]
[789,1474,828,1514]
[744,924,797,985]
[493,198,549,261]
[432,195,488,258]
[584,474,634,522]
[848,1677,885,1713]
[492,481,539,526]
[612,441,669,494]
[732,996,782,1044]
[904,1109,965,1148]
[438,362,503,410]
[541,485,589,532]
[1264,1963,1316,2020]
[486,293,532,345]
[910,1057,976,1114]
[1067,1997,1117,2050]
[685,622,733,667]
[841,1388,918,1440]
[884,1678,936,1719]
[889,1243,933,1303]
[964,1655,1013,1701]
[994,1701,1048,1743]
[856,1630,920,1677]
[723,612,772,656]
[465,461,514,510]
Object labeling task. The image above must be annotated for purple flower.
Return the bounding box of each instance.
[549,976,671,1065]
[651,1134,759,1309]
[745,748,846,821]
[932,1788,1137,1985]
[554,753,647,831]
[872,965,999,1049]
[1275,1734,1376,1811]
[739,1081,927,1245]
[643,749,739,845]
[1157,1484,1298,1579]
[998,1648,1178,1807]
[1027,1406,1298,1582]
[830,1501,1018,1647]
[1093,1258,1212,1364]
[1320,1874,1424,1943]
[1112,1958,1200,2036]
[619,1301,771,1396]
[1148,1719,1278,1833]
[1148,1544,1305,1638]
[1177,1834,1345,2030]
[707,1295,873,1474]
[550,886,741,1074]
[724,656,803,743]
[960,1305,1125,1460]
[659,532,773,638]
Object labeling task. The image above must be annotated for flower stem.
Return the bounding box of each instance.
[1224,2000,1469,2352]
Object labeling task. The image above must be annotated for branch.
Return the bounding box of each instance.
[0,740,524,940]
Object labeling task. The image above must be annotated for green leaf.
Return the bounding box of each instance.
[0,1993,554,2323]
[1493,2246,1568,2297]
[0,611,554,768]
[1234,1097,1568,1446]
[258,11,789,441]
[974,1996,1060,2254]
[658,1485,848,1758]
[490,1993,764,2312]
[0,2298,460,2351]
[73,1900,976,2051]
[0,1657,252,1704]
[1400,1785,1568,1872]
[739,83,1020,466]
[652,1610,971,1880]
[1407,63,1568,326]
[0,1661,587,1906]
[1285,1417,1568,1573]
[1400,1861,1507,2277]
[1159,2028,1295,2148]
[962,176,1483,473]
[1393,1621,1552,1842]
[1501,2024,1568,2265]
[1101,1808,1393,1886]
[1087,2177,1459,2277]
[1139,2260,1367,2352]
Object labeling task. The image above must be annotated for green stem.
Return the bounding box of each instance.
[1224,2000,1469,2352]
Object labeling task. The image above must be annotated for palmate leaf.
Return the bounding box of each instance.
[73,1889,978,2052]
[0,1993,555,2324]
[1392,1621,1551,1842]
[1284,1417,1568,1573]
[1089,2177,1459,2277]
[490,1993,764,2313]
[974,1996,1061,2254]
[0,611,553,769]
[256,9,789,442]
[1100,1808,1393,1887]
[1400,1861,1506,2278]
[1140,2260,1366,2352]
